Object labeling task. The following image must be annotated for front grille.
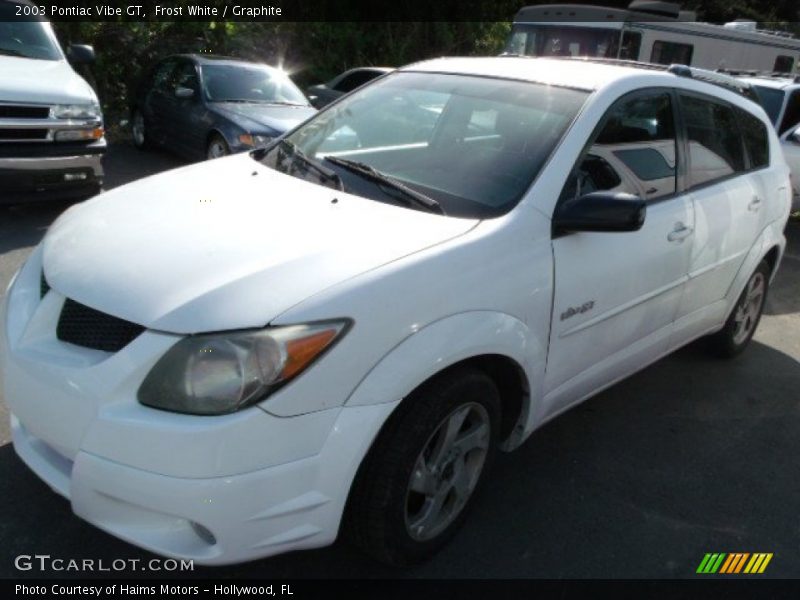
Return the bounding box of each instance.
[40,272,50,298]
[0,105,50,119]
[0,128,48,141]
[56,299,145,352]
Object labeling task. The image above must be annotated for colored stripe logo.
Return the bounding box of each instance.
[696,553,773,574]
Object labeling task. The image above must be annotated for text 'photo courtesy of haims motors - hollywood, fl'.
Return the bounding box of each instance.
[1,0,800,597]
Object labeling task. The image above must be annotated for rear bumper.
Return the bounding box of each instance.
[0,142,105,203]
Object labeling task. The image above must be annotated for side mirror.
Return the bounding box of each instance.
[66,44,95,65]
[175,86,195,99]
[554,191,646,233]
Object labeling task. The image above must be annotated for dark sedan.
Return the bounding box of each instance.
[306,67,393,108]
[131,54,316,160]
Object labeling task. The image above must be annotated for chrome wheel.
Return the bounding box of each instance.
[207,138,229,159]
[732,271,766,345]
[404,402,490,542]
[132,111,146,147]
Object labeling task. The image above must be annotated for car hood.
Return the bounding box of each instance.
[42,153,477,334]
[0,56,97,105]
[213,102,316,135]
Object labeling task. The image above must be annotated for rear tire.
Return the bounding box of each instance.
[131,109,152,150]
[707,260,770,358]
[345,367,501,566]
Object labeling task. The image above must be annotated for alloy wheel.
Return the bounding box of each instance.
[404,402,491,542]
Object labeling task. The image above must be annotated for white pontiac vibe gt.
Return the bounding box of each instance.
[1,57,791,566]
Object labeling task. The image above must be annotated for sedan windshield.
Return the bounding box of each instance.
[257,72,588,218]
[201,64,309,106]
[0,6,62,61]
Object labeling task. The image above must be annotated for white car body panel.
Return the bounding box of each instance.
[43,154,477,333]
[1,57,791,565]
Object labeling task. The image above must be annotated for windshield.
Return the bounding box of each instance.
[257,71,588,218]
[751,85,786,125]
[200,64,309,105]
[504,24,625,59]
[0,5,62,60]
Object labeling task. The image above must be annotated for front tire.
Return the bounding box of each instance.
[708,260,770,357]
[206,134,230,160]
[345,367,501,566]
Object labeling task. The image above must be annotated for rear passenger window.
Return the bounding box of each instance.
[680,94,745,188]
[737,109,769,169]
[560,91,677,202]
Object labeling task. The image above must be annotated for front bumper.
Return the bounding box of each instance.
[0,141,105,203]
[1,249,398,564]
[10,399,396,565]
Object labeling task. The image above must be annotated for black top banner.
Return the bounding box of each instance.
[4,0,780,23]
[7,0,525,22]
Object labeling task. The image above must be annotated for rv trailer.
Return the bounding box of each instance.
[505,1,800,73]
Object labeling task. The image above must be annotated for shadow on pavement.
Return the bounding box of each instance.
[1,340,798,579]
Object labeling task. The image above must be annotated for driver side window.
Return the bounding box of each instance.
[560,91,677,203]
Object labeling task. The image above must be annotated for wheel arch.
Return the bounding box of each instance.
[344,311,543,450]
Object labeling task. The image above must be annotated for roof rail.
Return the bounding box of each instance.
[538,57,759,101]
[667,64,692,77]
[717,68,800,82]
[541,56,672,71]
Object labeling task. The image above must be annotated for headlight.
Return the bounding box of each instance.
[239,133,274,148]
[52,103,102,120]
[138,320,350,415]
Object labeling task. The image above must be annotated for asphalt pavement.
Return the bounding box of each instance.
[1,143,799,578]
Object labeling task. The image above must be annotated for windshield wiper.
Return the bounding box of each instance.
[0,48,26,57]
[275,139,343,190]
[323,156,444,215]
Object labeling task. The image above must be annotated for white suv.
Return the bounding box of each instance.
[737,74,800,210]
[1,57,791,566]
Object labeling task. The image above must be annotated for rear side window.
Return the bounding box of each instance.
[152,60,178,93]
[737,109,770,169]
[651,41,693,66]
[680,94,745,188]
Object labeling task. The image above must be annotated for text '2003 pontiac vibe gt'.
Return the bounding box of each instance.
[1,57,791,566]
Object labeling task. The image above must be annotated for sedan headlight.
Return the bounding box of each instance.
[138,320,350,415]
[52,103,102,120]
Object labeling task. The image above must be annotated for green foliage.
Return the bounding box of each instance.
[52,21,518,127]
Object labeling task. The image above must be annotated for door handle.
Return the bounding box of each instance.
[667,223,693,242]
[748,196,763,211]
